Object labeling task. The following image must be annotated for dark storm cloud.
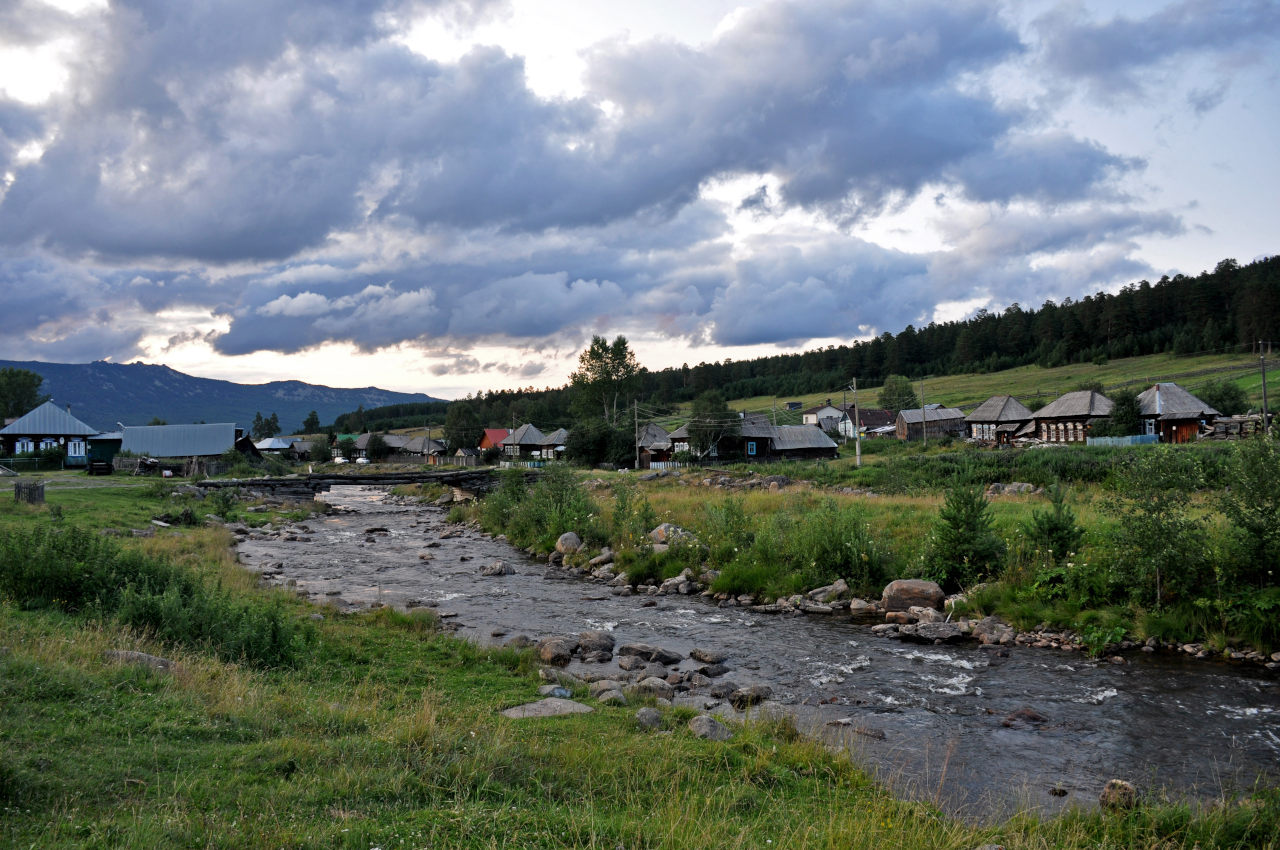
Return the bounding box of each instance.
[1036,0,1280,99]
[0,0,1216,363]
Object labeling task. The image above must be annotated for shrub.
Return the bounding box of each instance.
[1022,483,1084,566]
[924,479,1006,591]
[0,524,311,667]
[1220,433,1280,587]
[702,497,753,568]
[1108,447,1210,610]
[610,481,656,552]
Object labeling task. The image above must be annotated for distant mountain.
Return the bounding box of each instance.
[0,360,446,433]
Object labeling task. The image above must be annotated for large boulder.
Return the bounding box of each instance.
[555,532,583,554]
[881,579,945,613]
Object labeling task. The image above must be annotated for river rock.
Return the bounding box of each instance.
[729,684,772,710]
[501,697,593,719]
[1099,779,1138,810]
[634,677,675,701]
[971,616,1015,646]
[597,689,627,706]
[617,655,646,671]
[847,599,881,624]
[536,636,578,666]
[504,635,535,649]
[684,672,713,690]
[555,532,582,554]
[479,560,514,576]
[635,707,663,730]
[577,630,616,654]
[538,685,572,698]
[589,547,614,567]
[908,605,945,623]
[699,663,730,678]
[1002,707,1048,728]
[709,681,739,699]
[690,647,729,664]
[882,579,945,612]
[618,643,683,666]
[588,680,626,697]
[689,715,733,741]
[808,578,850,603]
[898,622,965,644]
[641,662,669,680]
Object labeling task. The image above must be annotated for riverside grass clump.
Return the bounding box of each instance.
[0,523,310,667]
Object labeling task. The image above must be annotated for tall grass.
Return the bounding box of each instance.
[0,524,311,667]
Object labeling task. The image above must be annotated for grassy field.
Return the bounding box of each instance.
[722,351,1268,418]
[3,477,1278,847]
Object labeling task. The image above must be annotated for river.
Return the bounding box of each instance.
[235,485,1279,819]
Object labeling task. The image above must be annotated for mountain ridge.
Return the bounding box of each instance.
[0,359,445,433]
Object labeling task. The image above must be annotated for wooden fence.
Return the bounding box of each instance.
[14,480,44,505]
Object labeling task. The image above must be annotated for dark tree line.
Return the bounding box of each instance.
[327,257,1277,435]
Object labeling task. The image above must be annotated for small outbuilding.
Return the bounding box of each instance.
[896,405,967,441]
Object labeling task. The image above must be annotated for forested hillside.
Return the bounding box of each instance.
[335,256,1277,432]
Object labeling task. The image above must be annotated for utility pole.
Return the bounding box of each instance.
[634,400,640,470]
[841,386,847,444]
[1262,342,1271,436]
[851,379,861,468]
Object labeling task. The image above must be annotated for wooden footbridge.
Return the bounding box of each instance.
[194,467,511,501]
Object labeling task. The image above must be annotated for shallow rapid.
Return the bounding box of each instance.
[236,486,1279,818]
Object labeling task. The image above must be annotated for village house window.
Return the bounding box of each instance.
[68,440,85,457]
[746,441,757,456]
[39,439,57,451]
[16,438,34,454]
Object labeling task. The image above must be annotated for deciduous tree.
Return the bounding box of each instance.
[570,335,640,426]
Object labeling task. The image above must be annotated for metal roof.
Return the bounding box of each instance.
[505,423,546,445]
[120,423,238,458]
[965,395,1033,423]
[740,423,838,451]
[897,406,966,424]
[0,400,99,437]
[1034,390,1113,419]
[254,437,295,450]
[540,427,569,446]
[1136,383,1221,419]
[635,423,670,448]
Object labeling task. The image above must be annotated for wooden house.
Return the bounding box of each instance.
[636,423,672,466]
[503,423,546,457]
[965,395,1033,445]
[1135,383,1221,443]
[895,405,966,441]
[1030,390,1112,443]
[0,401,99,467]
[478,429,509,451]
[539,428,569,460]
[736,423,838,461]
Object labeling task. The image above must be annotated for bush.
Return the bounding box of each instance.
[609,481,657,552]
[489,464,598,551]
[1220,433,1280,587]
[1022,482,1084,566]
[1109,447,1211,610]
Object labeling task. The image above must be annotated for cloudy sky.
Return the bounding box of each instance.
[0,0,1276,398]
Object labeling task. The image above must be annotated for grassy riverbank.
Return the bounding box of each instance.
[453,436,1280,658]
[1,479,1277,847]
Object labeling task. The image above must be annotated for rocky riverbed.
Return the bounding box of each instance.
[234,485,1279,819]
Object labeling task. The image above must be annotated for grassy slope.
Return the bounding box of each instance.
[724,351,1267,416]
